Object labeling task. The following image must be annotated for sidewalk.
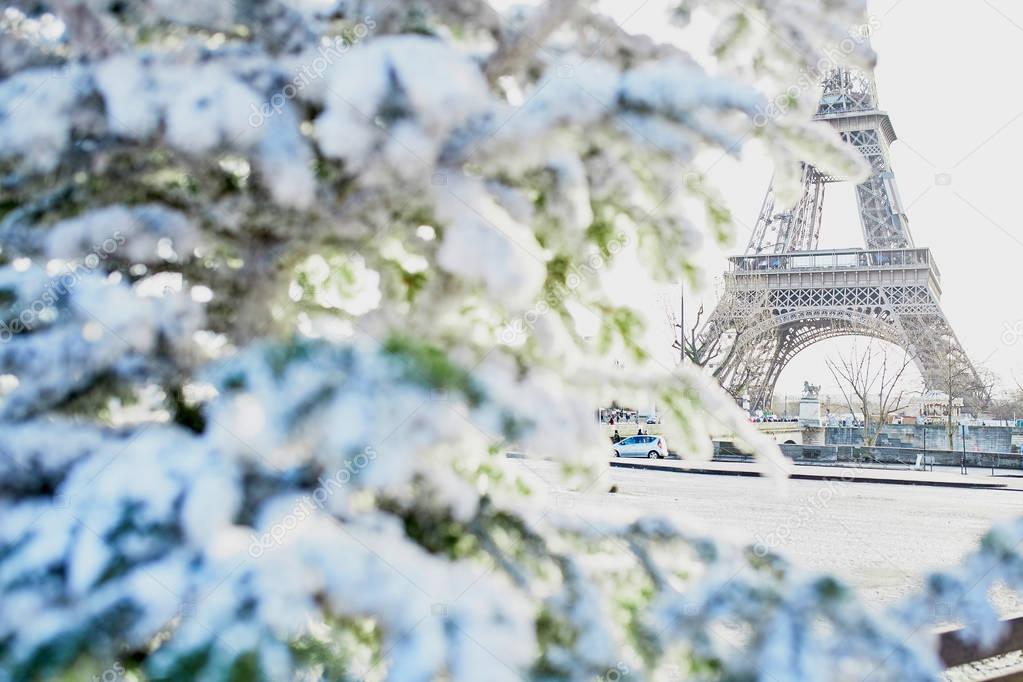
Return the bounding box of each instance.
[609,457,1016,490]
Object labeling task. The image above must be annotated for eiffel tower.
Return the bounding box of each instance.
[701,69,985,411]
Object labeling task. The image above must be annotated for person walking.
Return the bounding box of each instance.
[611,430,621,444]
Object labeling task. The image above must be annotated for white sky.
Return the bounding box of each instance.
[601,0,1023,399]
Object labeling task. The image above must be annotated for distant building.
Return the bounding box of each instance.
[902,390,963,425]
[598,354,658,421]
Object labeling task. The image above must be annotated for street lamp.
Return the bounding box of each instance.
[960,423,968,475]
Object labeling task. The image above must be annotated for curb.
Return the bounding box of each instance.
[608,460,1010,490]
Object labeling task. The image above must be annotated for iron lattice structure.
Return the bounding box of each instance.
[702,68,984,411]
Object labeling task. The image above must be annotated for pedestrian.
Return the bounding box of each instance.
[637,428,644,436]
[612,430,621,444]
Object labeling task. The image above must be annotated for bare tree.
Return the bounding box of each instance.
[989,388,1023,421]
[933,333,993,448]
[671,275,769,374]
[672,301,723,367]
[826,339,915,447]
[670,300,761,406]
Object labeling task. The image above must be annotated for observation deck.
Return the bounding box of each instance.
[727,247,943,300]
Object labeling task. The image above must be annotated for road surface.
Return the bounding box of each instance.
[513,459,1023,609]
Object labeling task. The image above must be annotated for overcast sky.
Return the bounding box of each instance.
[603,0,1023,400]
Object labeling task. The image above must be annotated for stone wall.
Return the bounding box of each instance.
[716,440,1023,467]
[825,424,1013,453]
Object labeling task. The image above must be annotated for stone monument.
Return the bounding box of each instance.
[800,381,825,445]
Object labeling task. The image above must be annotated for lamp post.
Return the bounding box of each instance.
[679,280,685,364]
[923,425,928,472]
[960,423,968,475]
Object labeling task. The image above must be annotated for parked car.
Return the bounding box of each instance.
[613,435,668,459]
[645,417,659,424]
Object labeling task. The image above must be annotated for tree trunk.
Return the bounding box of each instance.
[863,407,875,447]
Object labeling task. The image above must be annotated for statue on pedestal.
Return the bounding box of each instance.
[799,380,824,435]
